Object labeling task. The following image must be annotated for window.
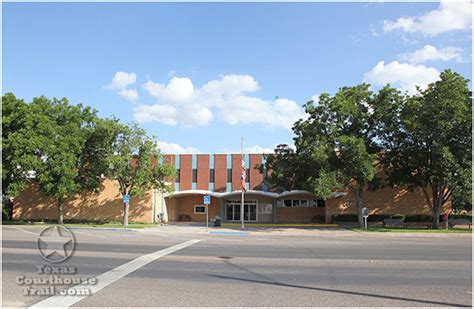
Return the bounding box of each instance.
[283,199,310,207]
[227,169,232,182]
[317,199,326,208]
[210,169,215,183]
[246,168,250,183]
[194,205,206,214]
[175,169,180,183]
[192,169,197,183]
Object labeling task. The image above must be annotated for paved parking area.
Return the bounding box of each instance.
[2,225,472,307]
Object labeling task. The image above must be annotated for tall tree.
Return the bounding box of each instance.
[2,94,118,224]
[107,123,175,226]
[294,85,379,227]
[2,93,35,198]
[376,70,472,228]
[29,96,103,224]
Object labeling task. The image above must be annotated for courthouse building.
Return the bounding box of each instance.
[13,153,445,224]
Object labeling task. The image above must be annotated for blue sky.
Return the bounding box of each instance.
[3,2,472,154]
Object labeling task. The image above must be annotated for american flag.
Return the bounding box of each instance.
[241,159,247,192]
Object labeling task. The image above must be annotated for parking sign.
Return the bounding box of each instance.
[203,195,211,205]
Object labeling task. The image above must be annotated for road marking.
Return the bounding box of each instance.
[29,239,203,308]
[5,226,38,236]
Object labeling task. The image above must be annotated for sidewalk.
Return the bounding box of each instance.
[138,224,472,238]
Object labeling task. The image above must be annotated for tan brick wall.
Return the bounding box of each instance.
[13,179,154,223]
[166,195,220,222]
[276,192,325,223]
[325,186,452,223]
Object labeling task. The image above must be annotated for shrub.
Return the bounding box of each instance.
[417,215,432,222]
[331,214,358,222]
[311,215,325,223]
[367,214,390,222]
[391,214,405,220]
[450,214,472,221]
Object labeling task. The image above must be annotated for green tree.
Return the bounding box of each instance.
[29,96,103,224]
[294,85,379,227]
[107,123,176,226]
[376,70,472,228]
[2,93,37,198]
[263,86,379,227]
[2,94,118,224]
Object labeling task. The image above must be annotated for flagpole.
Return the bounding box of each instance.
[241,136,245,229]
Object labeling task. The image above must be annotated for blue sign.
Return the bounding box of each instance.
[123,194,130,203]
[203,195,211,205]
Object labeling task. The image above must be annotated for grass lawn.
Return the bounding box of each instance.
[2,220,157,229]
[353,227,472,233]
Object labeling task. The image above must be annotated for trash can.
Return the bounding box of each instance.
[213,216,221,227]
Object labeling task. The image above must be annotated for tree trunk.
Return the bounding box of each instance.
[354,184,364,228]
[431,194,444,229]
[57,198,64,225]
[123,201,129,227]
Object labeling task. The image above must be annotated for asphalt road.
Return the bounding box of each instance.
[2,225,472,307]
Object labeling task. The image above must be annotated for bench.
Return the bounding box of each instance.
[448,219,472,229]
[383,218,406,228]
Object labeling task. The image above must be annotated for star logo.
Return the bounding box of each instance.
[36,225,76,263]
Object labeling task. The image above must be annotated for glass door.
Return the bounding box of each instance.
[226,200,257,222]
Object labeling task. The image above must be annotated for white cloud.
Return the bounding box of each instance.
[157,141,201,154]
[244,145,275,154]
[363,61,440,94]
[104,72,137,90]
[398,45,464,64]
[119,89,139,102]
[383,1,472,37]
[135,74,306,129]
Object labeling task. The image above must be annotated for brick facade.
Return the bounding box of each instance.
[197,154,210,190]
[214,154,227,192]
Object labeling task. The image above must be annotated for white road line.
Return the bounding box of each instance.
[4,226,38,236]
[28,239,203,308]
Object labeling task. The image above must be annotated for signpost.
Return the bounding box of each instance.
[362,207,369,230]
[203,195,210,232]
[123,195,130,227]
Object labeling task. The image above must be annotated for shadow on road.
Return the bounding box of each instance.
[210,258,469,307]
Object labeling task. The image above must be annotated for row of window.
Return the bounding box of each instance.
[279,199,326,208]
[175,168,251,184]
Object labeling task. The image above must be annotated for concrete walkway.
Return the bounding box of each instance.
[139,223,472,238]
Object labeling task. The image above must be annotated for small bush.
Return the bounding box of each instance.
[391,214,405,220]
[311,215,325,223]
[417,215,433,222]
[331,214,358,222]
[368,214,390,222]
[449,214,472,221]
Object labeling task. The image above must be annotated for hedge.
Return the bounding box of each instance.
[331,214,358,222]
[405,215,433,222]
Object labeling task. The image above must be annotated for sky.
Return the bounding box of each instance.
[3,2,472,154]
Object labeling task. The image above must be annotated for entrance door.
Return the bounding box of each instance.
[226,200,257,222]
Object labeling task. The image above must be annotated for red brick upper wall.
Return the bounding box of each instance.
[214,154,227,192]
[249,154,263,190]
[179,154,192,190]
[232,154,243,191]
[197,154,210,190]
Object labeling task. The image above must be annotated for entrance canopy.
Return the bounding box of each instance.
[164,190,346,199]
